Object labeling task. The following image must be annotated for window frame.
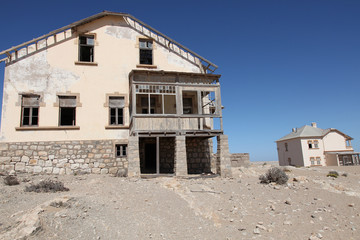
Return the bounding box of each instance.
[139,39,153,65]
[21,95,40,127]
[310,157,315,166]
[115,144,127,157]
[285,143,288,152]
[58,96,77,126]
[109,96,125,126]
[78,35,95,62]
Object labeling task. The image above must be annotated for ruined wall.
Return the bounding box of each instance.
[0,140,127,175]
[186,137,211,174]
[230,153,250,167]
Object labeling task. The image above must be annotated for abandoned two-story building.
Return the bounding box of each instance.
[0,11,233,177]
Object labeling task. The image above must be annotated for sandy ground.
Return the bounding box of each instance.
[1,163,360,240]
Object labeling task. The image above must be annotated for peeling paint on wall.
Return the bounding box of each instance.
[105,26,137,40]
[6,51,80,103]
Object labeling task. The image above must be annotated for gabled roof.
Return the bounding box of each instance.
[276,124,353,142]
[0,11,217,73]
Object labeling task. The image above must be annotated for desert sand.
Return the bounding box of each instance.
[1,163,359,240]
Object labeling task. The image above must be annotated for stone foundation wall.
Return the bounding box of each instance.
[159,137,175,174]
[186,137,211,174]
[0,140,128,175]
[230,153,250,167]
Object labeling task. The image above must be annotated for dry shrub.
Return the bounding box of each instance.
[327,171,339,178]
[25,180,69,193]
[259,167,289,185]
[4,175,20,186]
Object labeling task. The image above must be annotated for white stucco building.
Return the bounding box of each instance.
[276,122,359,167]
[0,11,232,177]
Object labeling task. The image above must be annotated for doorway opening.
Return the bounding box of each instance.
[139,137,175,174]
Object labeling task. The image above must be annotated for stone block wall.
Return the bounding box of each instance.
[0,140,128,175]
[230,153,250,167]
[159,137,175,173]
[186,137,211,174]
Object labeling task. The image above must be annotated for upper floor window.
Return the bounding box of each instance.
[109,97,125,125]
[79,35,94,62]
[183,98,193,114]
[141,96,155,114]
[308,140,319,149]
[21,95,39,126]
[59,96,77,126]
[346,140,352,147]
[285,143,288,152]
[139,39,153,65]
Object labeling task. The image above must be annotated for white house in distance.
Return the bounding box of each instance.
[276,122,359,167]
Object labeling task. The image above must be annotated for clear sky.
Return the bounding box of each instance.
[0,0,359,161]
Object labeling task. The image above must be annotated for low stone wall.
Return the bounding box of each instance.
[186,137,211,174]
[230,153,250,167]
[0,140,128,175]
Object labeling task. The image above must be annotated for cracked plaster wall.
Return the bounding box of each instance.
[1,15,202,143]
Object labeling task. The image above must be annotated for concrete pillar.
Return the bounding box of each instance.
[175,135,188,176]
[127,136,141,177]
[216,134,232,178]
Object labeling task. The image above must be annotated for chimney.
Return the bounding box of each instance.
[292,128,297,132]
[311,122,317,128]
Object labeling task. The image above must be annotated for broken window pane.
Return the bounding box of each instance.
[79,35,94,62]
[139,39,153,65]
[201,91,216,115]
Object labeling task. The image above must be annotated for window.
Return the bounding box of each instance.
[21,95,40,126]
[59,96,76,126]
[346,140,352,147]
[316,157,321,165]
[285,143,288,152]
[308,140,319,149]
[79,35,94,62]
[139,39,153,65]
[310,157,315,165]
[141,96,155,114]
[116,144,127,157]
[183,98,193,114]
[109,97,125,125]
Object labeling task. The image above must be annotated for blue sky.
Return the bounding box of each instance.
[0,0,359,161]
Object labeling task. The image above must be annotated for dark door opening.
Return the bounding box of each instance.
[142,143,156,173]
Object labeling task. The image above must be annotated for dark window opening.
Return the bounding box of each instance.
[116,144,127,157]
[79,36,94,62]
[59,96,77,126]
[60,107,76,126]
[183,97,193,114]
[21,95,40,126]
[139,39,153,65]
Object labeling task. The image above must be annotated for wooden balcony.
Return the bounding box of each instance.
[130,114,223,136]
